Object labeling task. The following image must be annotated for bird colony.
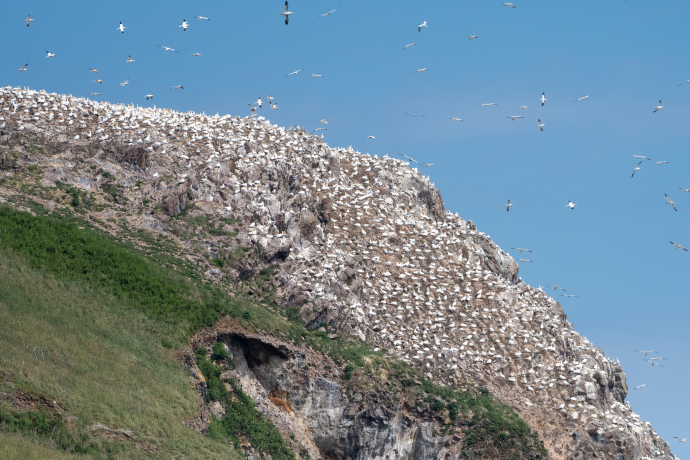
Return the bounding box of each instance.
[0,85,675,460]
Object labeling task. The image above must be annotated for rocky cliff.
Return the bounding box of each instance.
[0,86,675,460]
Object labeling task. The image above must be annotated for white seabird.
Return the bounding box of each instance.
[653,100,663,113]
[45,51,55,58]
[126,55,135,63]
[665,193,677,211]
[418,21,428,32]
[144,94,154,100]
[540,92,547,106]
[505,200,513,211]
[670,241,687,251]
[631,161,642,177]
[630,155,650,160]
[507,116,524,121]
[575,95,590,102]
[18,64,28,72]
[25,15,34,27]
[180,19,189,31]
[286,68,304,76]
[537,119,545,131]
[120,79,129,87]
[566,201,576,210]
[468,35,478,40]
[280,2,293,25]
[634,350,659,356]
[319,7,339,17]
[403,43,417,50]
[117,22,126,34]
[157,45,180,53]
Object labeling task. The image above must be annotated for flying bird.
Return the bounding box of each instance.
[480,103,497,106]
[505,200,513,211]
[126,55,135,63]
[312,74,324,77]
[634,350,659,356]
[179,19,189,31]
[418,21,428,32]
[519,259,533,263]
[566,201,577,210]
[45,51,55,58]
[270,101,279,110]
[504,3,516,8]
[673,438,687,443]
[255,97,263,108]
[507,116,524,121]
[368,136,376,139]
[414,68,428,73]
[18,64,28,72]
[405,113,425,117]
[547,285,566,291]
[645,359,663,367]
[653,100,663,113]
[537,119,545,131]
[191,53,202,57]
[422,163,435,167]
[403,43,417,50]
[265,95,274,100]
[144,95,154,100]
[319,7,339,17]
[280,2,293,25]
[24,15,34,27]
[520,106,530,109]
[511,248,532,253]
[665,193,677,211]
[120,79,129,87]
[89,68,98,73]
[678,80,690,87]
[117,22,126,34]
[540,92,547,106]
[468,35,478,40]
[194,16,211,21]
[560,295,580,298]
[631,161,642,177]
[313,128,327,133]
[157,45,180,53]
[670,241,688,251]
[170,85,184,90]
[450,118,463,121]
[634,384,647,390]
[286,68,304,76]
[680,188,690,193]
[319,119,328,124]
[655,161,668,165]
[575,95,590,102]
[93,78,102,83]
[88,92,100,96]
[630,155,650,160]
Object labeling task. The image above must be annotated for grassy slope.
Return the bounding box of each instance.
[0,432,85,460]
[0,252,239,460]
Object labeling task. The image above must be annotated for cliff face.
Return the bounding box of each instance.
[0,86,674,460]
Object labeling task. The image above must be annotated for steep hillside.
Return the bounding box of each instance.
[0,86,675,460]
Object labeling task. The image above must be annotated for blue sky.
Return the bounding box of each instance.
[3,0,689,452]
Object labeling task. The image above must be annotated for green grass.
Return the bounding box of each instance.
[0,432,86,460]
[0,252,240,459]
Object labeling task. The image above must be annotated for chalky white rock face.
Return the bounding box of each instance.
[0,86,674,460]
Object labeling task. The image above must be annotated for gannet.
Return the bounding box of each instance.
[468,35,478,40]
[319,119,328,124]
[631,161,642,177]
[633,384,646,390]
[540,92,547,106]
[566,201,576,209]
[368,136,376,139]
[653,100,663,113]
[519,259,533,263]
[194,16,211,21]
[418,21,428,32]
[678,80,690,87]
[270,102,279,110]
[157,45,180,53]
[18,64,28,72]
[312,74,324,77]
[117,22,126,34]
[280,2,293,25]
[265,95,274,100]
[575,95,590,102]
[191,53,202,56]
[673,438,687,443]
[24,15,34,27]
[319,7,339,17]
[144,95,154,100]
[405,113,425,117]
[507,116,524,121]
[93,78,102,83]
[403,43,417,50]
[480,103,497,106]
[120,79,129,87]
[504,3,516,8]
[655,161,668,165]
[505,200,513,211]
[414,68,428,73]
[45,51,55,58]
[547,285,565,291]
[665,193,677,211]
[180,19,189,31]
[89,68,98,73]
[88,93,100,96]
[126,55,135,63]
[537,119,545,131]
[520,106,530,109]
[170,85,184,90]
[634,350,659,356]
[286,68,304,76]
[511,248,532,253]
[680,188,690,193]
[670,241,688,251]
[450,118,463,121]
[630,155,650,160]
[560,294,579,298]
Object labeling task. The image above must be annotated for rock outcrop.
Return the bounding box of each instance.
[0,86,674,460]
